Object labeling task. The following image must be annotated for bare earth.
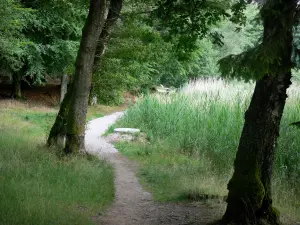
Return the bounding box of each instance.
[85,112,219,225]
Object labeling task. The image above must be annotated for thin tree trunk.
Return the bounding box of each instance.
[11,72,22,99]
[89,0,123,104]
[60,74,69,103]
[222,0,296,224]
[64,0,107,154]
[93,0,123,71]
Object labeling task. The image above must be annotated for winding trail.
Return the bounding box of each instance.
[85,112,217,225]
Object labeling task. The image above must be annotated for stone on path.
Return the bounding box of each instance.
[114,128,140,134]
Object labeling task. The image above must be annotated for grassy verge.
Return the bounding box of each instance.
[115,142,229,202]
[88,104,127,117]
[114,79,300,224]
[88,104,129,121]
[0,107,114,225]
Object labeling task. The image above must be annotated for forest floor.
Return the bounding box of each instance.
[86,113,221,225]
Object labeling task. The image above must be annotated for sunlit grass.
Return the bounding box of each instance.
[114,78,300,224]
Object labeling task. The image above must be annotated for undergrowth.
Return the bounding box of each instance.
[114,79,300,224]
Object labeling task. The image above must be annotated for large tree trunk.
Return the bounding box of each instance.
[11,72,22,99]
[222,73,292,224]
[222,0,296,224]
[47,0,122,149]
[64,0,107,154]
[47,83,73,147]
[88,0,123,105]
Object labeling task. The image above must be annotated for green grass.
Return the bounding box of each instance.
[115,142,229,202]
[9,110,57,133]
[0,108,114,225]
[87,104,130,121]
[87,112,105,122]
[114,79,300,224]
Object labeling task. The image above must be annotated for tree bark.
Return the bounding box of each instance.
[222,73,292,225]
[64,0,107,154]
[47,82,73,147]
[93,0,123,71]
[222,0,296,224]
[89,0,123,105]
[60,74,69,103]
[47,0,123,150]
[11,72,22,99]
[47,0,122,148]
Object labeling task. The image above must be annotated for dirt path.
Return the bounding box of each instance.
[85,112,218,225]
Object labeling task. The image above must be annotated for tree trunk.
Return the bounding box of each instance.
[60,74,69,103]
[222,0,296,224]
[93,0,123,71]
[47,82,73,147]
[222,73,292,224]
[47,0,122,150]
[88,0,123,105]
[11,72,22,99]
[64,0,107,154]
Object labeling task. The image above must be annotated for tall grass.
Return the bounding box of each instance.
[115,78,300,223]
[0,108,114,225]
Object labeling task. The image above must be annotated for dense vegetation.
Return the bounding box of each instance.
[0,0,258,104]
[92,3,261,104]
[0,0,86,98]
[114,79,300,223]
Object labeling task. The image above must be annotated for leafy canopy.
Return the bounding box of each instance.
[0,0,88,84]
[219,0,300,81]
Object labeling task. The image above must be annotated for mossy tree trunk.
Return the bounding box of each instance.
[222,1,296,224]
[47,0,123,148]
[222,73,292,225]
[47,82,73,147]
[88,0,123,105]
[64,0,107,154]
[11,72,22,99]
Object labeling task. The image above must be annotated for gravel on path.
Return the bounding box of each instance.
[85,112,124,155]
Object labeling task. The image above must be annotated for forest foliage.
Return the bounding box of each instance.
[0,0,87,87]
[92,2,262,104]
[1,0,262,104]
